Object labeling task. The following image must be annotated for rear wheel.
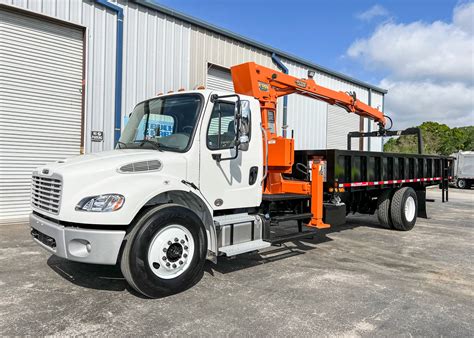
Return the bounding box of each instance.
[121,204,207,298]
[457,179,467,189]
[377,189,393,229]
[390,187,417,231]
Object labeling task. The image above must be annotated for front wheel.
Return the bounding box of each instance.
[121,204,207,298]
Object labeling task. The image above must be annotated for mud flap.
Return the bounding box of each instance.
[416,189,428,219]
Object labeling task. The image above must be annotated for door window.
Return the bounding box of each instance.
[207,101,237,150]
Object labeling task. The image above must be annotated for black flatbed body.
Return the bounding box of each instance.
[294,149,453,192]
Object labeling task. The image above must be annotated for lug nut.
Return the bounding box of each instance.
[179,260,183,265]
[180,239,185,244]
[172,264,177,268]
[163,248,167,252]
[174,238,179,242]
[166,262,170,267]
[183,253,188,258]
[152,262,160,269]
[184,246,188,250]
[162,256,167,260]
[168,241,172,245]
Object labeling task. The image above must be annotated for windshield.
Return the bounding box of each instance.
[118,94,202,152]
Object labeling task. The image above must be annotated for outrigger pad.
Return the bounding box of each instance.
[323,203,346,226]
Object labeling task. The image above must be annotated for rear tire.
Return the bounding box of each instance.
[390,187,417,231]
[377,189,393,229]
[457,179,467,189]
[121,204,207,298]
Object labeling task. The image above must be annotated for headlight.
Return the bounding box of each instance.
[75,194,125,212]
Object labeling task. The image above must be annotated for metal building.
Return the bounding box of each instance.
[0,0,386,224]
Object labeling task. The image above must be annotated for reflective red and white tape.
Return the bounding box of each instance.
[338,177,446,188]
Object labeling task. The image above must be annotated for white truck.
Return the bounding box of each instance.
[451,151,474,189]
[29,62,451,298]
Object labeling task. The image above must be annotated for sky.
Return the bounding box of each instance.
[155,0,474,129]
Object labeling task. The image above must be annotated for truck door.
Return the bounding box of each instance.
[199,95,263,210]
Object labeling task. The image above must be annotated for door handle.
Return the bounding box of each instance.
[249,166,258,185]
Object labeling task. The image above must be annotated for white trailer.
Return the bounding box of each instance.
[451,151,474,189]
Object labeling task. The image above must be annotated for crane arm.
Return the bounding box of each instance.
[231,62,386,128]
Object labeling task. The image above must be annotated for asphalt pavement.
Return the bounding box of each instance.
[1,187,473,336]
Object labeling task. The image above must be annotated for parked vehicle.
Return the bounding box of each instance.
[451,151,474,189]
[30,62,452,298]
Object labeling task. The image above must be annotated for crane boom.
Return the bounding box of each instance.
[231,62,386,135]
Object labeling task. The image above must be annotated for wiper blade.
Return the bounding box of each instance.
[155,144,181,151]
[137,139,163,151]
[116,141,128,149]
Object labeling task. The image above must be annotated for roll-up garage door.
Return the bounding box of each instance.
[0,8,84,224]
[326,105,360,150]
[206,64,234,92]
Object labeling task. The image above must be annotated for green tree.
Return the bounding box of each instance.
[383,122,474,155]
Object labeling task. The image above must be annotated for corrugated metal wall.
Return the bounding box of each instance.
[370,91,384,151]
[0,0,384,154]
[280,60,328,150]
[121,1,191,118]
[189,27,276,87]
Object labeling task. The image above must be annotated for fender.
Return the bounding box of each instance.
[138,185,218,263]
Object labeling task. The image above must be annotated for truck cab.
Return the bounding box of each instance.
[30,89,266,297]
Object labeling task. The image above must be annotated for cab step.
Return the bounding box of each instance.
[219,239,271,257]
[270,212,312,225]
[266,230,318,245]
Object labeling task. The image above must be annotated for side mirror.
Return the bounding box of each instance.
[237,100,251,151]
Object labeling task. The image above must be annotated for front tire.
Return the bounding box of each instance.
[121,204,207,298]
[390,187,418,231]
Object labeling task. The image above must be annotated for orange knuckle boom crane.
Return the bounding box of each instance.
[230,62,388,229]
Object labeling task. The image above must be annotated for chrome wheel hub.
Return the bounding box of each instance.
[148,224,194,279]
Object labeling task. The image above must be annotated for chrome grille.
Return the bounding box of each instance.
[31,175,62,214]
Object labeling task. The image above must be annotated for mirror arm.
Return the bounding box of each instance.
[213,146,239,163]
[211,94,242,162]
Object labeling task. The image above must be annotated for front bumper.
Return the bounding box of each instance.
[29,213,126,265]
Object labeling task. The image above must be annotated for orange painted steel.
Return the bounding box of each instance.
[309,162,330,228]
[230,62,385,227]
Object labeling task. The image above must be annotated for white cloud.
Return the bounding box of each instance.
[453,1,474,34]
[356,5,389,21]
[380,79,474,128]
[347,2,474,128]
